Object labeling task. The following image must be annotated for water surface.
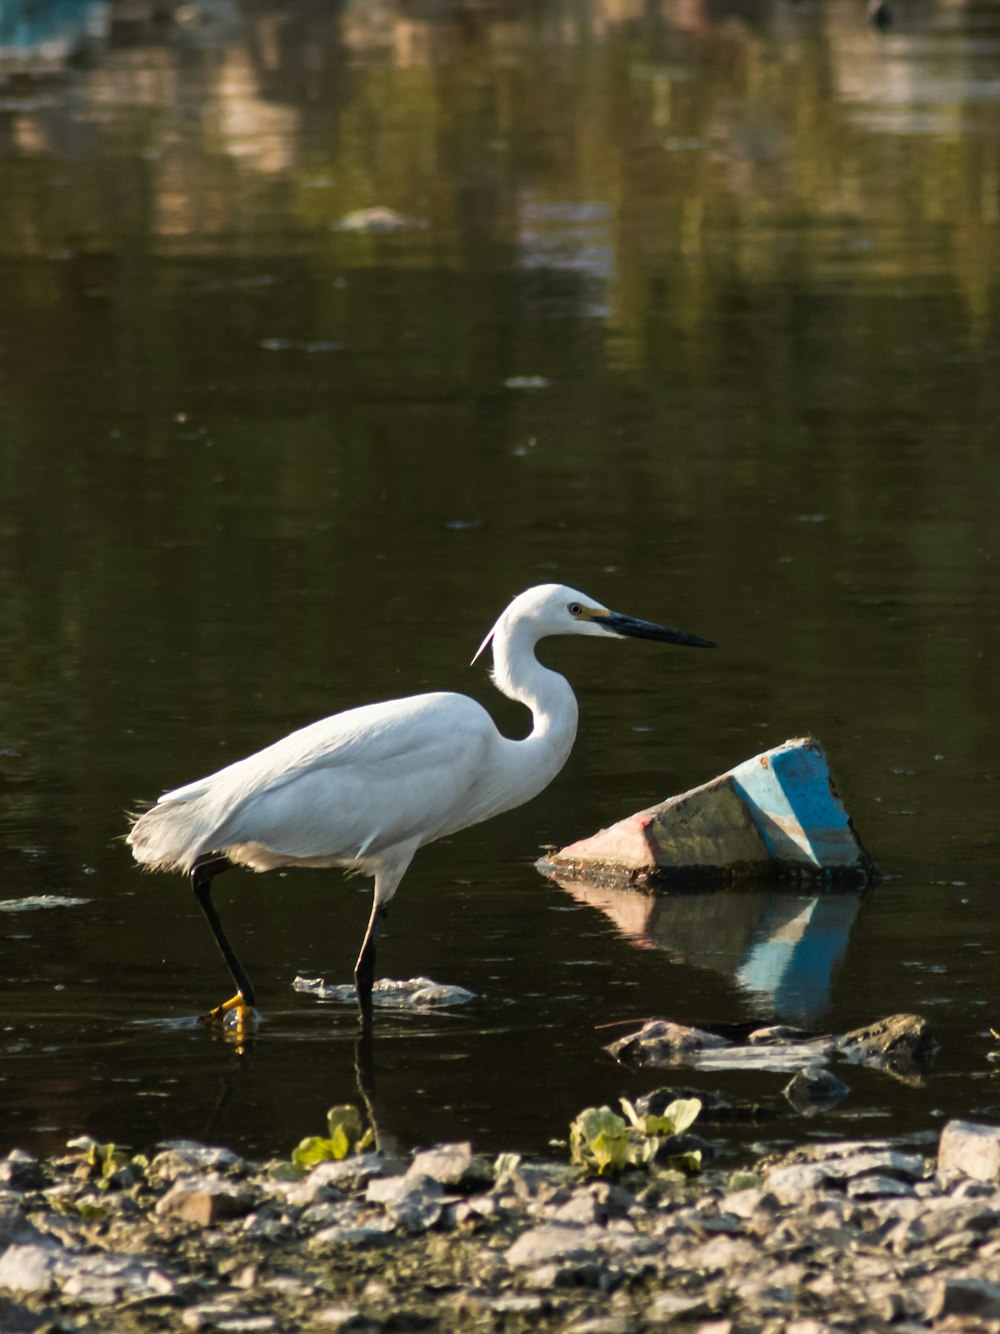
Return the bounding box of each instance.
[1,0,999,1165]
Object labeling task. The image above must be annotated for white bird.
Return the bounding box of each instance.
[127,583,715,1027]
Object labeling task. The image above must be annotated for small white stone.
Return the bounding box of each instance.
[719,1188,763,1219]
[938,1120,1000,1182]
[314,1307,368,1330]
[762,1163,828,1202]
[407,1142,472,1185]
[183,1303,240,1330]
[310,1224,391,1248]
[646,1291,710,1323]
[0,1242,58,1293]
[506,1224,593,1268]
[489,1294,546,1313]
[156,1174,252,1226]
[846,1174,915,1199]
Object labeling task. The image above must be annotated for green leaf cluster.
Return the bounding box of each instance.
[66,1136,143,1190]
[569,1097,703,1177]
[290,1104,374,1169]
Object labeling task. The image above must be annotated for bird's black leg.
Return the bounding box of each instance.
[192,855,257,1021]
[355,900,390,1029]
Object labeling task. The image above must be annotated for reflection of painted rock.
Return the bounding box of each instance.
[538,737,878,888]
[559,878,862,1027]
[0,0,109,66]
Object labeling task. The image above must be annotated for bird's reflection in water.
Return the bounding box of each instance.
[558,880,864,1028]
[196,1024,396,1154]
[354,1027,398,1155]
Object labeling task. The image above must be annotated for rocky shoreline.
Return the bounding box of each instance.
[2,1116,1000,1333]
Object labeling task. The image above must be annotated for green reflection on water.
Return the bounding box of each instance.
[1,0,998,1158]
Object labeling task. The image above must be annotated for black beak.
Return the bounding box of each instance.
[592,610,717,649]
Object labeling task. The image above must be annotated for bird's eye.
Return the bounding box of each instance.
[568,602,583,617]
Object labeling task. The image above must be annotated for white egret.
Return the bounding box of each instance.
[127,583,715,1027]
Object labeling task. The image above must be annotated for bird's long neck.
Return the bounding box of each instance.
[490,616,579,794]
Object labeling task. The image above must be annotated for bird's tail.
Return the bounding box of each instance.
[127,800,212,874]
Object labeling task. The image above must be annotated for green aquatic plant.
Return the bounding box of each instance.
[569,1106,632,1176]
[66,1136,142,1190]
[569,1097,704,1177]
[290,1104,374,1169]
[619,1095,701,1138]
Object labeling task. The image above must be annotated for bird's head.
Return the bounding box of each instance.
[472,583,717,663]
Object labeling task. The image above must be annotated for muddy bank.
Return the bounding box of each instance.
[3,1117,1000,1332]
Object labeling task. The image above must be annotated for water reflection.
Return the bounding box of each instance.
[558,880,863,1027]
[0,1,109,69]
[1,0,1000,1161]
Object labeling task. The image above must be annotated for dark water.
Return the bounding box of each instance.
[1,0,999,1166]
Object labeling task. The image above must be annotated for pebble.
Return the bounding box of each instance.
[489,1293,548,1313]
[938,1118,1000,1181]
[845,1173,915,1199]
[2,1119,1000,1332]
[309,1223,392,1249]
[279,1153,385,1207]
[155,1174,254,1226]
[607,1020,730,1066]
[783,1067,851,1114]
[313,1306,370,1329]
[365,1172,443,1231]
[0,1243,57,1294]
[926,1276,1000,1319]
[0,1203,39,1250]
[150,1143,245,1181]
[406,1142,473,1186]
[0,1152,44,1192]
[762,1163,829,1202]
[646,1291,712,1322]
[506,1224,604,1268]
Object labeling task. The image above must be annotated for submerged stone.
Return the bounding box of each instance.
[607,1020,730,1067]
[293,975,474,1009]
[748,1025,817,1045]
[837,1014,937,1071]
[783,1068,851,1115]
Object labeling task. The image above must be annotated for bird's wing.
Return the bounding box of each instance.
[161,692,499,863]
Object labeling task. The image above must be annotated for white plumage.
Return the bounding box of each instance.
[127,583,715,1026]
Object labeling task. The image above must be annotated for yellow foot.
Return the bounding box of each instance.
[200,994,257,1042]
